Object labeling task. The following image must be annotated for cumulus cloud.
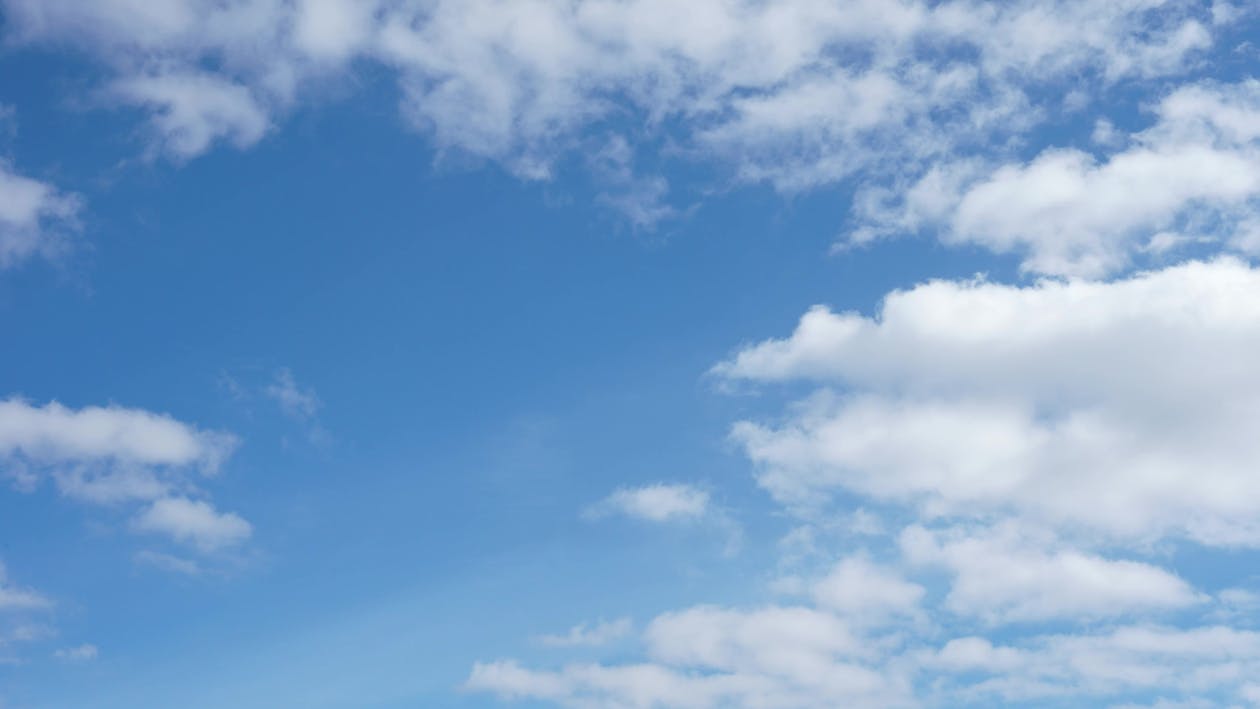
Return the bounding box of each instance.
[474,258,1260,707]
[471,605,916,709]
[901,525,1203,623]
[809,555,924,623]
[0,398,247,551]
[717,259,1260,546]
[0,161,80,267]
[132,497,252,551]
[585,483,710,523]
[857,80,1260,276]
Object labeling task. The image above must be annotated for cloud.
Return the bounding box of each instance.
[717,258,1260,546]
[0,563,50,612]
[264,368,320,421]
[0,397,247,551]
[585,483,711,523]
[926,625,1260,702]
[0,161,80,267]
[107,71,270,160]
[471,605,916,709]
[53,644,98,662]
[809,555,924,622]
[856,80,1260,276]
[472,257,1260,707]
[901,525,1203,623]
[133,550,202,577]
[132,497,252,552]
[0,0,1231,213]
[0,397,236,503]
[537,618,632,648]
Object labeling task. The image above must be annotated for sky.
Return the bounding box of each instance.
[2,1,1260,707]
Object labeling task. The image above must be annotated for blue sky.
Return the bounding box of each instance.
[3,1,1260,708]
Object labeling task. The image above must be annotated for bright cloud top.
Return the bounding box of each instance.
[717,258,1260,546]
[858,80,1260,276]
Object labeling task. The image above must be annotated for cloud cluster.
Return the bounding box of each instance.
[0,0,1230,229]
[471,257,1260,707]
[0,398,249,553]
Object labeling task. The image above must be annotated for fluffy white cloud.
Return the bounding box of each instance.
[809,555,924,625]
[472,604,916,709]
[0,0,1227,194]
[718,259,1260,546]
[901,525,1202,623]
[468,258,1260,707]
[107,72,270,159]
[132,497,252,551]
[0,161,79,267]
[586,483,711,523]
[537,618,632,648]
[858,80,1260,276]
[0,398,233,474]
[0,398,247,551]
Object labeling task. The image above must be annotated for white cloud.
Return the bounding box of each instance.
[857,80,1260,276]
[927,625,1260,702]
[717,259,1260,546]
[0,0,1231,203]
[471,605,916,709]
[132,497,252,551]
[472,256,1260,707]
[0,563,50,612]
[53,644,98,662]
[0,398,233,472]
[537,618,632,648]
[0,161,80,267]
[586,483,710,523]
[901,525,1202,623]
[810,555,924,622]
[107,72,270,160]
[0,397,247,552]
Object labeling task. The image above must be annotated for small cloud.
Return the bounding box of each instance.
[54,644,98,662]
[134,550,202,576]
[0,563,51,612]
[132,497,252,552]
[265,368,320,421]
[536,618,632,648]
[584,483,710,523]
